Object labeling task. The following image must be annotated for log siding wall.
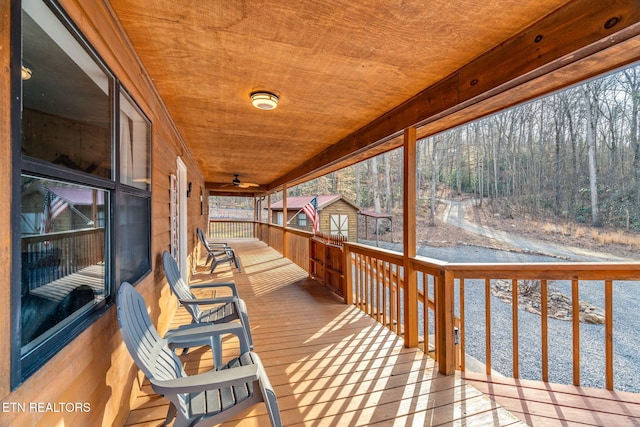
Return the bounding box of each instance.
[0,1,207,425]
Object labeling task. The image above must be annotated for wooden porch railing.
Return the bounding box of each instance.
[345,241,640,391]
[208,219,255,238]
[21,228,104,291]
[442,262,640,390]
[210,220,310,271]
[212,219,640,391]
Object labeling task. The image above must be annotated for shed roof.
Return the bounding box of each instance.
[269,194,359,211]
[359,210,393,219]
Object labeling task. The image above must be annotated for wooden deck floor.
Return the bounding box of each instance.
[123,239,637,426]
[464,372,640,426]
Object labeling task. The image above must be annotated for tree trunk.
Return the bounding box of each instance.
[553,95,564,217]
[384,152,393,214]
[416,140,422,201]
[354,162,362,206]
[429,138,439,226]
[371,157,381,213]
[455,129,462,195]
[583,84,601,227]
[622,69,640,187]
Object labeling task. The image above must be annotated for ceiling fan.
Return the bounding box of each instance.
[222,174,259,189]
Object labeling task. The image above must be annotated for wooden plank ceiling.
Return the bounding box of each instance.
[107,0,633,194]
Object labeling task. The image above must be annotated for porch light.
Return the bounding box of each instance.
[250,91,279,110]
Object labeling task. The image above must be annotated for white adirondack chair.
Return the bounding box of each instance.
[162,251,253,365]
[197,227,241,273]
[117,282,282,427]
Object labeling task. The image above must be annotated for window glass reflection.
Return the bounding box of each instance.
[20,175,107,353]
[119,192,150,283]
[120,91,150,190]
[21,2,112,178]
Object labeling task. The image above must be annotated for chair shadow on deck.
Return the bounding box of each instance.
[125,239,522,426]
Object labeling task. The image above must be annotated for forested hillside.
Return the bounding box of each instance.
[289,64,640,234]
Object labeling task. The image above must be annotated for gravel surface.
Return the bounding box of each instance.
[360,239,640,393]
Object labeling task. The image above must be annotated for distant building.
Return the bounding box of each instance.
[269,194,360,241]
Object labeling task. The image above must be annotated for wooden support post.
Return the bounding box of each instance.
[403,127,418,348]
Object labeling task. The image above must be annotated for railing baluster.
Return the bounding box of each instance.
[485,278,492,375]
[572,279,580,386]
[384,261,390,329]
[363,255,369,314]
[605,279,613,390]
[390,264,397,333]
[358,254,364,311]
[423,272,428,354]
[376,259,382,322]
[460,278,465,371]
[512,279,519,379]
[395,267,402,336]
[541,279,549,382]
[354,253,361,308]
[364,256,374,315]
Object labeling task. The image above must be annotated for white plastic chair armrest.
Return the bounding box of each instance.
[178,296,236,306]
[165,322,245,346]
[151,363,259,395]
[190,281,239,297]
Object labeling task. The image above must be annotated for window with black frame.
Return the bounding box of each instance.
[118,90,152,284]
[16,0,151,385]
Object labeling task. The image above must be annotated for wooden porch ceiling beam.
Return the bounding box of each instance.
[270,0,640,190]
[205,182,267,197]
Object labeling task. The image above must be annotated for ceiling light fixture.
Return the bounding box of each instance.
[21,65,32,80]
[250,91,279,110]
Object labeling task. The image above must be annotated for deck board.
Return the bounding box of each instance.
[464,372,640,426]
[122,239,525,426]
[29,263,105,302]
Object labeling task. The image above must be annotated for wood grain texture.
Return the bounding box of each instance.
[1,1,206,425]
[271,0,640,189]
[465,372,640,426]
[0,0,13,399]
[104,0,622,191]
[124,239,526,427]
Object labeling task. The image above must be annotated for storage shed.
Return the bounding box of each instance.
[270,195,360,241]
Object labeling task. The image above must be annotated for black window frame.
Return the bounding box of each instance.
[10,0,152,388]
[115,86,152,287]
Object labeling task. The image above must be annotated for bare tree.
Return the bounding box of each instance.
[583,82,602,227]
[354,162,362,206]
[621,68,640,185]
[370,157,382,213]
[429,136,441,226]
[384,152,393,214]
